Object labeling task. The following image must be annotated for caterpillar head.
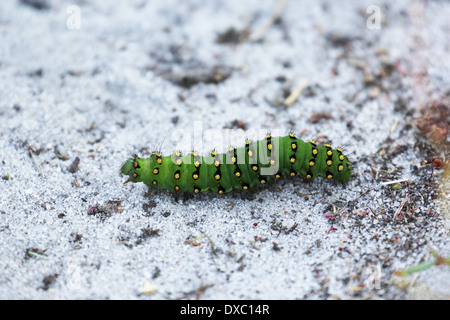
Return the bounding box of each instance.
[121,155,144,183]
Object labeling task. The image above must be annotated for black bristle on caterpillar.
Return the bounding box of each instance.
[121,133,352,196]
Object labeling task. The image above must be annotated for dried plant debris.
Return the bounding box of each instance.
[216,27,250,45]
[138,280,158,296]
[54,146,69,161]
[20,0,49,10]
[142,200,157,216]
[88,200,122,220]
[264,78,294,107]
[308,111,333,124]
[223,119,248,130]
[159,66,232,88]
[27,144,46,179]
[68,157,80,173]
[325,32,357,48]
[171,115,179,125]
[266,78,317,108]
[25,247,47,260]
[283,80,307,107]
[416,101,449,150]
[180,282,215,300]
[40,274,59,291]
[217,0,286,45]
[248,0,287,42]
[135,226,160,245]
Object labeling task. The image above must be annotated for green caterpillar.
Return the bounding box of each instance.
[121,133,352,195]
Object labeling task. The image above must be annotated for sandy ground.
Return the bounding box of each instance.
[0,0,449,299]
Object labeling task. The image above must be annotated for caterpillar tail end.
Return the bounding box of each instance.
[336,170,352,182]
[335,160,352,182]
